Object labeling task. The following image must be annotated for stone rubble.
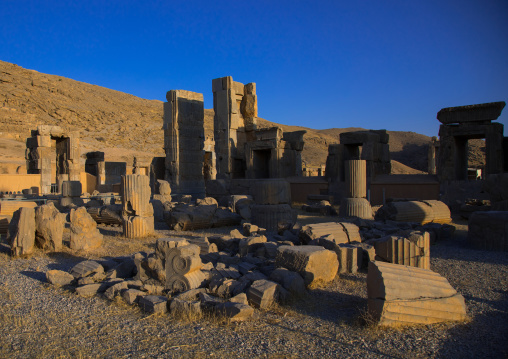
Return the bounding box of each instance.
[367,261,467,327]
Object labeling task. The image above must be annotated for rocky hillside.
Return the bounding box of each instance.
[0,60,486,173]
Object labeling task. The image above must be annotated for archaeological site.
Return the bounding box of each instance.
[0,64,507,358]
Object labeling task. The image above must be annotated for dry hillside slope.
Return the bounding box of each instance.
[0,60,486,174]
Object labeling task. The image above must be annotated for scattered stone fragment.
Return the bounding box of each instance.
[238,235,267,256]
[69,207,103,251]
[170,298,202,317]
[35,202,65,251]
[230,292,249,305]
[77,277,96,286]
[275,245,339,287]
[104,281,128,300]
[122,289,145,305]
[46,270,75,287]
[199,292,224,308]
[243,223,259,236]
[368,233,430,269]
[367,261,466,327]
[300,222,349,245]
[70,260,104,279]
[155,238,190,260]
[216,302,254,322]
[269,268,306,296]
[75,283,104,297]
[8,207,36,257]
[247,279,280,309]
[138,295,168,314]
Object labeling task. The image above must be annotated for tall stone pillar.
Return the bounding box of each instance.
[428,137,438,175]
[164,90,206,198]
[345,160,367,198]
[212,76,258,179]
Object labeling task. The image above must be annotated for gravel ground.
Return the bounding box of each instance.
[0,217,507,359]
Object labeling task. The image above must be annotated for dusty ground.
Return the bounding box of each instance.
[0,213,507,359]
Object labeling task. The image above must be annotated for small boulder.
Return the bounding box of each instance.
[46,270,75,286]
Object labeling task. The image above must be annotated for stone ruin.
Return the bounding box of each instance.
[163,90,206,198]
[436,101,505,181]
[162,76,306,202]
[25,125,80,194]
[10,82,508,330]
[325,130,390,203]
[40,211,463,326]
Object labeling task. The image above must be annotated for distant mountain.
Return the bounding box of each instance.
[0,60,485,174]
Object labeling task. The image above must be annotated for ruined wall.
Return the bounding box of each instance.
[437,102,505,182]
[212,76,257,179]
[25,125,80,194]
[164,90,206,198]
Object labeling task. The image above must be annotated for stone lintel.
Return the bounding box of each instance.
[437,101,506,124]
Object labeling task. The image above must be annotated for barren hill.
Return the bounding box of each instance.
[0,60,485,174]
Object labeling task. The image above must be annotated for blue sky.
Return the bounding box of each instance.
[1,0,507,136]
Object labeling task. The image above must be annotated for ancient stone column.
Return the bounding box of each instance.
[345,160,367,198]
[121,174,154,238]
[340,159,372,219]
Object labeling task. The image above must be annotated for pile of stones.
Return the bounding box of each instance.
[44,217,464,326]
[8,202,102,257]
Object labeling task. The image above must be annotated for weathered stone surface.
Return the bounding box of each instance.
[345,160,367,198]
[339,198,373,219]
[437,101,506,124]
[212,208,243,228]
[121,175,152,217]
[123,215,154,238]
[70,260,104,278]
[8,207,35,257]
[300,222,349,245]
[185,236,218,255]
[138,295,168,314]
[170,298,202,317]
[166,244,202,275]
[251,204,296,232]
[239,235,267,256]
[155,237,190,260]
[46,270,75,286]
[368,233,430,269]
[196,197,218,208]
[242,223,259,236]
[216,302,254,322]
[108,259,136,279]
[252,179,291,205]
[247,279,280,309]
[35,202,65,251]
[62,181,82,197]
[166,271,207,293]
[157,179,172,196]
[104,281,128,300]
[75,283,105,297]
[269,268,306,296]
[69,207,103,251]
[468,211,508,251]
[122,289,145,305]
[336,244,360,274]
[367,261,466,327]
[375,201,435,224]
[230,292,249,305]
[422,200,451,224]
[275,246,338,286]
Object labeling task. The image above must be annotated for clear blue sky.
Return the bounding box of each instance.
[1,0,507,137]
